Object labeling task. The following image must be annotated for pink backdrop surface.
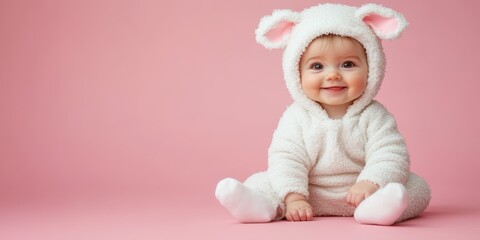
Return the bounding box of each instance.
[1,0,480,239]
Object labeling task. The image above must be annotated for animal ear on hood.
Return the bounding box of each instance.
[255,9,301,49]
[356,4,408,40]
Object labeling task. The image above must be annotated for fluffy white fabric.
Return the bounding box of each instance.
[355,3,408,40]
[255,9,301,49]
[267,100,410,201]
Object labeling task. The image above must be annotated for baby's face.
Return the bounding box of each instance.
[299,36,368,110]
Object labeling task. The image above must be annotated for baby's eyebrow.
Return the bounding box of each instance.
[340,55,362,61]
[303,56,323,64]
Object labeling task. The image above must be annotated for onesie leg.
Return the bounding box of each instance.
[215,172,278,223]
[354,182,409,225]
[396,173,431,222]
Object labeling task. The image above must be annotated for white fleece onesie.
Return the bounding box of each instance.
[216,3,431,224]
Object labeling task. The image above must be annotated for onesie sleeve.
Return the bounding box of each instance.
[267,104,311,201]
[357,102,410,187]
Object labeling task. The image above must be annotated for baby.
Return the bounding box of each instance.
[215,3,431,225]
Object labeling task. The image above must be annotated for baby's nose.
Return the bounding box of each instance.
[326,69,342,81]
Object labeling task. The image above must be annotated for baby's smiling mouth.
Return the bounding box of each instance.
[322,86,347,92]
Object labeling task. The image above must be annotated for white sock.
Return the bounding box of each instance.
[215,178,275,223]
[354,182,409,225]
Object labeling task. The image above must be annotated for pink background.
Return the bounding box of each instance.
[1,0,480,239]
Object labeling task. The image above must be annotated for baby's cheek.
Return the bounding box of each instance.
[301,76,321,89]
[349,77,367,96]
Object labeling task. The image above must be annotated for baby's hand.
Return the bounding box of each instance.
[284,193,314,221]
[285,200,313,221]
[346,181,380,207]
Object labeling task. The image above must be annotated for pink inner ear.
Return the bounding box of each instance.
[363,14,399,35]
[265,21,295,43]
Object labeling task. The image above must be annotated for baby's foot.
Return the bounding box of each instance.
[354,182,408,225]
[215,178,275,222]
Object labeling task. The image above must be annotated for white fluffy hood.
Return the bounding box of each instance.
[255,3,408,119]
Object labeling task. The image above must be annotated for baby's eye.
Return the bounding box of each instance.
[341,61,356,68]
[310,63,324,70]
